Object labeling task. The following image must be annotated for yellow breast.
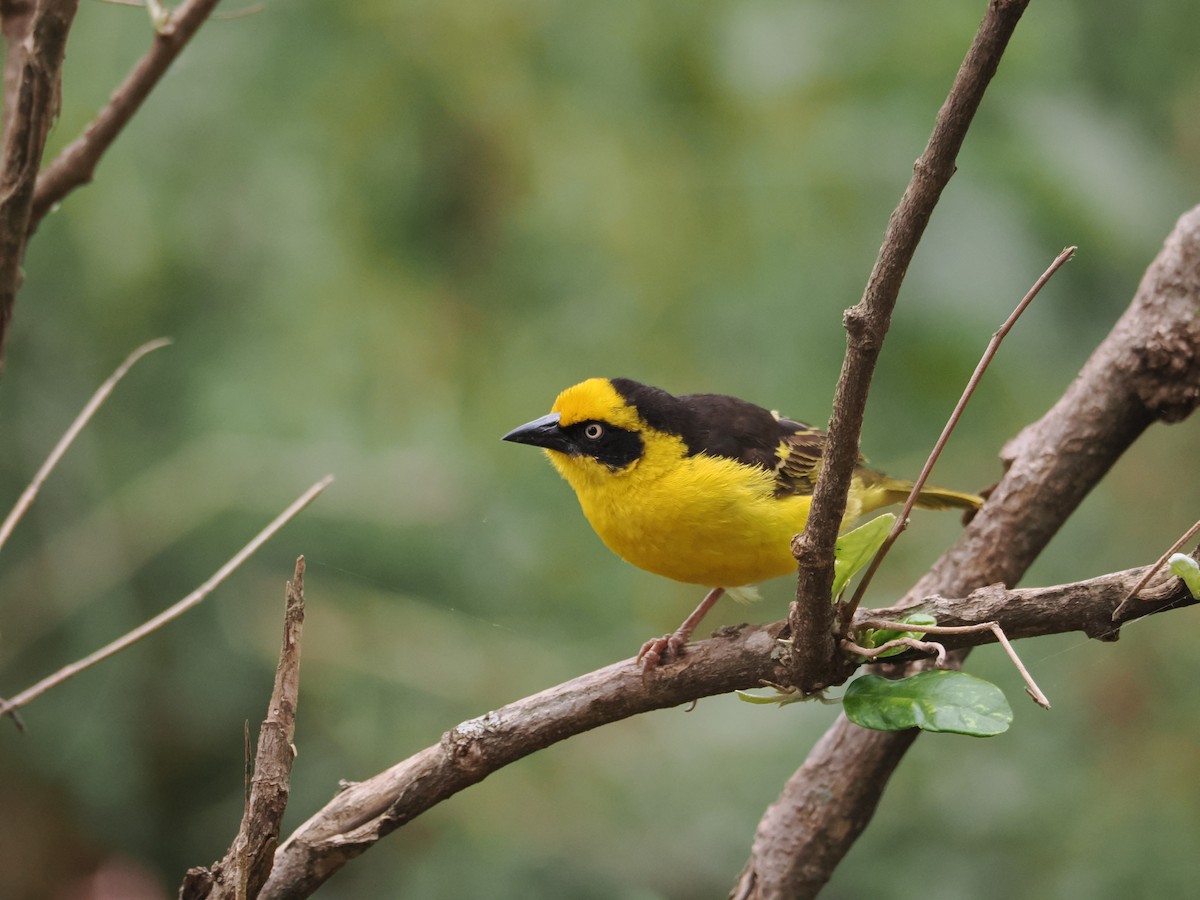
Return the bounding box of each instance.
[549,436,811,587]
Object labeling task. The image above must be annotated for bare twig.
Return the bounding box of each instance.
[840,246,1076,627]
[1112,517,1200,620]
[0,478,331,723]
[860,618,1050,709]
[787,0,1032,694]
[988,619,1050,708]
[842,637,948,666]
[181,557,307,900]
[0,337,171,555]
[28,0,226,232]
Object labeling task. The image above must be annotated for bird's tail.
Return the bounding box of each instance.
[859,472,984,514]
[908,484,984,511]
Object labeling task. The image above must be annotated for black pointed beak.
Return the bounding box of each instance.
[502,412,575,453]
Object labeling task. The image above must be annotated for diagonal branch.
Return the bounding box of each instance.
[0,337,170,554]
[28,0,225,233]
[738,201,1200,898]
[0,476,332,722]
[787,0,1032,693]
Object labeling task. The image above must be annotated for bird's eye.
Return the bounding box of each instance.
[583,423,604,440]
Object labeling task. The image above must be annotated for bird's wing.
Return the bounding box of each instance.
[675,394,854,498]
[771,418,829,497]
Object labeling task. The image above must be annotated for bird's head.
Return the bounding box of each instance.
[503,378,684,487]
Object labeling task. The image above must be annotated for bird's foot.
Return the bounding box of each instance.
[636,631,688,678]
[635,588,727,680]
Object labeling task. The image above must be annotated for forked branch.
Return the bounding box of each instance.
[29,0,226,232]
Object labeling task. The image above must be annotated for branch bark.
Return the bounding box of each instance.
[259,625,787,900]
[181,557,307,900]
[787,0,1031,692]
[0,0,80,359]
[256,555,1196,899]
[1,0,36,140]
[735,202,1200,898]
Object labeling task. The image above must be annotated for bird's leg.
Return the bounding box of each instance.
[636,587,726,675]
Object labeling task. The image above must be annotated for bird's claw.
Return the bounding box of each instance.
[636,632,687,679]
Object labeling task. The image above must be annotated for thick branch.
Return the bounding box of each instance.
[0,0,80,358]
[732,717,918,900]
[29,0,225,233]
[787,0,1030,691]
[1,0,36,139]
[740,202,1200,898]
[261,626,788,900]
[258,559,1195,900]
[870,560,1193,646]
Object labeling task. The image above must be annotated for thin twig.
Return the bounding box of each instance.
[28,0,225,231]
[0,338,171,556]
[988,620,1050,708]
[841,637,948,666]
[861,618,1050,709]
[1112,517,1200,621]
[840,246,1076,628]
[0,477,332,723]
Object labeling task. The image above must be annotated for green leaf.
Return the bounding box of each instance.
[1169,553,1200,599]
[831,513,896,599]
[843,670,1013,737]
[860,611,937,658]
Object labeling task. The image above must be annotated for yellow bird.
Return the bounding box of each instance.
[503,378,981,671]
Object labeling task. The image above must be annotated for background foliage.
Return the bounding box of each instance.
[2,2,1198,897]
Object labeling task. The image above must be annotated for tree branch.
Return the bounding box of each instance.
[787,0,1031,692]
[181,557,307,900]
[254,554,1196,899]
[0,477,332,721]
[260,626,789,900]
[738,201,1200,897]
[1,0,36,140]
[0,337,170,555]
[28,0,225,234]
[0,0,81,359]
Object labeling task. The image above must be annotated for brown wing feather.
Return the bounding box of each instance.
[772,419,830,497]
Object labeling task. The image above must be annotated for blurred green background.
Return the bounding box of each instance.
[2,1,1199,897]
